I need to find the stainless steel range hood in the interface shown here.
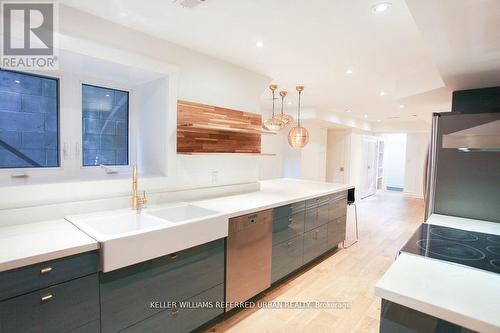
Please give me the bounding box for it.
[442,119,500,152]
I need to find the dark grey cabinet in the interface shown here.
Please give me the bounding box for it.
[272,211,305,245]
[303,224,328,263]
[271,191,348,283]
[122,284,224,333]
[327,216,347,249]
[271,235,303,283]
[100,238,224,333]
[0,274,100,333]
[380,299,476,333]
[305,196,330,232]
[0,251,100,333]
[0,251,98,301]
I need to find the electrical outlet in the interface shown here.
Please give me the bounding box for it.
[211,170,218,184]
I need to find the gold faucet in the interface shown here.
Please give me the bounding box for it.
[132,164,147,212]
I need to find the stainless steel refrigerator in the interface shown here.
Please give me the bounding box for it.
[424,112,500,222]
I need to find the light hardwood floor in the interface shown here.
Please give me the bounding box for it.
[204,192,424,333]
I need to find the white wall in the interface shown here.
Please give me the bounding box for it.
[382,133,407,189]
[0,6,285,209]
[280,122,327,181]
[403,132,429,198]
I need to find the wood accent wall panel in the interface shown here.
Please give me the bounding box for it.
[177,100,262,154]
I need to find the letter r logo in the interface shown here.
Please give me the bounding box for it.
[2,3,54,55]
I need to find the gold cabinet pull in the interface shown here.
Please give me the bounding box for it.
[171,308,179,317]
[40,267,52,274]
[170,254,177,260]
[287,241,293,247]
[41,293,53,303]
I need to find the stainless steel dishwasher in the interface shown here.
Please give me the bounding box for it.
[226,209,272,310]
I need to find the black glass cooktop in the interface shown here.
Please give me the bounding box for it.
[400,224,500,274]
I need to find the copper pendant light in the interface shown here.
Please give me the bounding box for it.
[288,85,309,148]
[263,84,285,131]
[275,90,294,126]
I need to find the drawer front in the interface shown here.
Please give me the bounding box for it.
[0,251,98,301]
[273,201,305,220]
[317,203,330,225]
[305,195,330,208]
[327,216,346,249]
[272,211,305,245]
[271,236,303,283]
[303,225,328,263]
[0,274,99,333]
[100,239,224,333]
[122,284,224,333]
[329,195,347,221]
[330,191,347,202]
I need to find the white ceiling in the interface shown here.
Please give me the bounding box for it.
[60,0,500,127]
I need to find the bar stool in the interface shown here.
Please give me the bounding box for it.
[343,187,359,249]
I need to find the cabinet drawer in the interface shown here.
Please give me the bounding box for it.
[100,238,224,333]
[0,251,98,301]
[329,195,347,221]
[327,216,346,249]
[305,195,330,208]
[303,225,328,263]
[272,211,305,245]
[273,201,305,220]
[0,274,100,333]
[122,284,224,333]
[271,236,303,283]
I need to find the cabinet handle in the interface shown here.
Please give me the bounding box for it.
[40,267,52,275]
[287,241,293,246]
[41,293,53,303]
[170,254,177,260]
[171,308,179,317]
[288,218,293,224]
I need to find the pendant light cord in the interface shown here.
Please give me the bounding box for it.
[272,90,275,117]
[281,94,284,116]
[298,90,302,127]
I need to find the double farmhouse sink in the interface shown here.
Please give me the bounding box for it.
[66,204,228,272]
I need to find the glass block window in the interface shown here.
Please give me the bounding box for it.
[82,84,129,166]
[0,69,59,168]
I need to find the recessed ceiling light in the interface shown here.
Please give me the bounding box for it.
[364,114,368,118]
[377,119,381,122]
[256,41,264,48]
[372,2,392,13]
[346,69,353,75]
[399,104,405,108]
[14,80,20,84]
[380,91,386,96]
[105,94,110,97]
[287,101,292,105]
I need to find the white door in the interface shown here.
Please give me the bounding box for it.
[361,137,378,198]
[327,131,346,183]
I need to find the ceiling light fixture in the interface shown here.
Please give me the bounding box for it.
[364,114,368,118]
[377,119,381,122]
[275,90,294,126]
[380,91,386,96]
[14,80,20,84]
[287,101,292,105]
[346,69,353,75]
[105,94,110,97]
[263,85,284,131]
[256,41,264,48]
[399,104,405,108]
[288,86,309,148]
[372,2,392,13]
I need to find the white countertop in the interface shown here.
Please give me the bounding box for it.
[0,179,351,273]
[0,219,99,273]
[375,214,500,333]
[193,178,351,218]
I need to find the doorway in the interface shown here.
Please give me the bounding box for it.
[382,133,407,192]
[360,136,379,198]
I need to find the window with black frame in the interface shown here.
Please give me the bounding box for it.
[82,84,129,166]
[0,69,59,169]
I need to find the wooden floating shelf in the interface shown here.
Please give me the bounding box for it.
[178,123,277,135]
[178,152,276,156]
